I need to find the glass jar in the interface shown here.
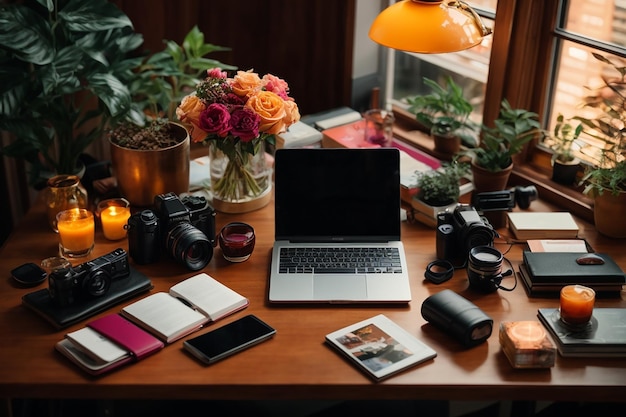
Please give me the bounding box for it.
[44,174,88,232]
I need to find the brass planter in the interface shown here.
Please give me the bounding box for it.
[110,123,190,207]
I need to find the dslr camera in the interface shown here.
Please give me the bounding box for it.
[436,204,496,267]
[48,248,130,307]
[127,192,216,271]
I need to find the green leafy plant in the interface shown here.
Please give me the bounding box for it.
[547,114,583,163]
[467,99,541,172]
[406,76,476,145]
[0,0,143,185]
[575,53,626,197]
[415,160,470,206]
[109,26,235,149]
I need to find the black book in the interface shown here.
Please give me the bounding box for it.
[518,264,624,297]
[523,251,626,284]
[538,308,626,357]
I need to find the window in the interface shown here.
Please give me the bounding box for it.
[388,0,626,221]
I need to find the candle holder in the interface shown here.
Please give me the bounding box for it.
[559,284,595,328]
[218,222,255,262]
[56,208,95,258]
[96,198,131,241]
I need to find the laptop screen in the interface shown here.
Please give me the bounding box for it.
[274,148,401,242]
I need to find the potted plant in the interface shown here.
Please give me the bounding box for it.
[466,99,541,193]
[410,160,470,227]
[0,0,142,188]
[108,26,235,206]
[575,53,626,238]
[545,114,582,185]
[407,76,476,155]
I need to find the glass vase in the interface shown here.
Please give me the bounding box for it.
[209,141,272,213]
[44,174,88,232]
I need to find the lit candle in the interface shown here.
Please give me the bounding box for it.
[56,208,95,258]
[560,284,595,326]
[101,206,131,240]
[510,321,546,347]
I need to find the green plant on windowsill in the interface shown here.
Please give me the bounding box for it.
[547,114,583,164]
[415,159,470,206]
[467,99,542,172]
[406,76,477,149]
[0,0,142,187]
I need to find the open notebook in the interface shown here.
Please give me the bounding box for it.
[268,148,411,303]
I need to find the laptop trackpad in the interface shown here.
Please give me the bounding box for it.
[313,274,367,301]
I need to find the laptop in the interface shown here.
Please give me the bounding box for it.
[268,148,411,304]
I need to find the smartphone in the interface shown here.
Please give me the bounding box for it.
[183,314,276,364]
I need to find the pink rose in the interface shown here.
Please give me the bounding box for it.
[230,107,260,142]
[207,68,227,79]
[199,103,231,137]
[262,74,290,100]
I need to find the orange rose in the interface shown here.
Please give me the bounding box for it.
[246,91,287,134]
[231,70,262,98]
[176,95,207,142]
[282,99,301,127]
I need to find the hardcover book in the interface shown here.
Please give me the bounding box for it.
[55,314,164,375]
[325,314,436,381]
[120,273,249,343]
[523,251,626,284]
[537,308,626,357]
[518,263,624,297]
[507,212,579,240]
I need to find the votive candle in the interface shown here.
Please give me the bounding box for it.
[560,284,595,326]
[101,206,131,240]
[57,208,95,257]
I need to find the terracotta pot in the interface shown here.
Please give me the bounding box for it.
[110,122,190,207]
[593,190,626,238]
[433,133,461,155]
[471,161,513,194]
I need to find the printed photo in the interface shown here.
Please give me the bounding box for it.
[335,322,414,372]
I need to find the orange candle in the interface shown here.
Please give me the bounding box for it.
[101,206,131,240]
[57,208,94,258]
[560,284,595,326]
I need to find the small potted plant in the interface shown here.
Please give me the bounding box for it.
[575,53,626,238]
[465,99,541,193]
[407,76,476,155]
[411,160,470,227]
[543,114,583,185]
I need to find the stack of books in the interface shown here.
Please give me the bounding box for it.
[518,251,626,297]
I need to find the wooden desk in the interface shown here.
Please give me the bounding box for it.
[0,194,625,404]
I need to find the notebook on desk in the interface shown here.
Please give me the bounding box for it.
[268,148,411,304]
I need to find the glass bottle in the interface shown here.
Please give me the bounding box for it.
[44,174,88,232]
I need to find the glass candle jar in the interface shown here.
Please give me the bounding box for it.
[97,198,131,240]
[44,175,88,232]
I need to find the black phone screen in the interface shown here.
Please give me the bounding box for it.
[183,315,276,364]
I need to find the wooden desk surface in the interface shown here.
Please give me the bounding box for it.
[1,193,625,402]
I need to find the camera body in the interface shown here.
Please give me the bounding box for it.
[48,248,130,307]
[127,193,216,271]
[436,204,496,267]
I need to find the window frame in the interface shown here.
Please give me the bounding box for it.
[391,0,626,223]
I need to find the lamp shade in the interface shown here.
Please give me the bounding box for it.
[369,0,492,53]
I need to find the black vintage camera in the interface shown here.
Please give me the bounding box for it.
[48,248,130,307]
[436,204,496,267]
[472,185,538,212]
[127,193,216,271]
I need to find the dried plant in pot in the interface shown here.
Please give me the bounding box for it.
[108,26,234,206]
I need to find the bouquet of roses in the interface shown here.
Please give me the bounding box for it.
[177,68,300,200]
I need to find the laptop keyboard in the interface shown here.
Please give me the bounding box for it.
[279,247,403,274]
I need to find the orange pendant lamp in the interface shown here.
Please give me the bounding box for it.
[369,0,493,53]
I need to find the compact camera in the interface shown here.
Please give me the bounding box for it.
[436,204,496,267]
[48,248,130,307]
[472,185,538,212]
[126,193,216,271]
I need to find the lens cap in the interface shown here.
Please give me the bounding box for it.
[11,263,47,287]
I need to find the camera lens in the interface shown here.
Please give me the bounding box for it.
[83,269,111,297]
[165,223,213,271]
[467,246,503,293]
